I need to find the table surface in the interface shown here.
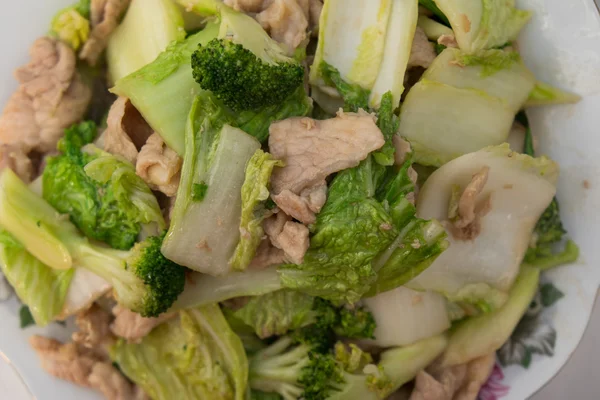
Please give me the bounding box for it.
[532,294,600,399]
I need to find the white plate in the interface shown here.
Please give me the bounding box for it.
[0,0,599,399]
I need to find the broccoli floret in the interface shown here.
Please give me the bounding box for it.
[43,122,166,250]
[0,169,185,317]
[191,6,304,111]
[249,334,446,400]
[247,297,379,399]
[122,235,187,316]
[334,306,376,339]
[249,335,345,400]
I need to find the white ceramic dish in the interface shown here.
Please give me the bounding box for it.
[0,0,599,399]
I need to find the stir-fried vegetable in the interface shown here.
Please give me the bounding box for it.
[1,0,585,398]
[0,169,185,317]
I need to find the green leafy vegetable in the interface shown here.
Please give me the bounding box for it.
[112,305,248,400]
[250,332,447,400]
[74,0,91,17]
[107,0,186,82]
[174,267,283,310]
[174,0,220,17]
[278,161,398,303]
[50,3,90,51]
[526,81,581,107]
[334,342,373,373]
[310,0,419,112]
[234,87,313,143]
[433,0,531,52]
[435,43,447,54]
[114,15,311,154]
[454,50,521,77]
[43,122,165,250]
[518,112,579,270]
[192,13,304,111]
[319,64,398,166]
[251,391,283,400]
[412,144,558,301]
[0,169,185,317]
[230,150,283,271]
[400,48,535,166]
[439,265,540,367]
[418,0,450,26]
[319,62,370,112]
[19,305,35,329]
[540,283,564,307]
[280,155,447,303]
[232,291,376,340]
[191,182,208,201]
[233,290,316,339]
[161,96,261,274]
[0,230,74,327]
[371,92,399,166]
[112,22,221,154]
[418,16,453,43]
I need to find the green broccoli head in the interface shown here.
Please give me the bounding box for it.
[530,199,566,245]
[191,6,304,112]
[192,39,304,112]
[122,235,187,317]
[0,168,185,318]
[335,306,376,339]
[247,296,378,399]
[248,335,346,400]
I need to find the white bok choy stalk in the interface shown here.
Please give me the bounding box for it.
[433,0,531,53]
[107,0,186,83]
[364,286,450,347]
[407,145,557,311]
[399,48,536,166]
[161,96,261,275]
[310,0,419,112]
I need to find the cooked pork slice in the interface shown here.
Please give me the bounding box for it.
[80,0,131,65]
[0,37,91,154]
[111,304,176,343]
[410,354,496,400]
[0,144,33,182]
[89,362,150,400]
[225,0,323,48]
[256,0,309,50]
[249,238,287,270]
[263,212,310,264]
[136,133,182,197]
[271,180,327,224]
[72,304,113,349]
[102,97,153,164]
[269,111,384,194]
[408,27,437,69]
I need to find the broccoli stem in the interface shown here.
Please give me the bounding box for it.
[526,240,579,271]
[0,169,184,317]
[249,337,309,400]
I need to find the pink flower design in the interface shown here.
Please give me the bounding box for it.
[479,363,510,400]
